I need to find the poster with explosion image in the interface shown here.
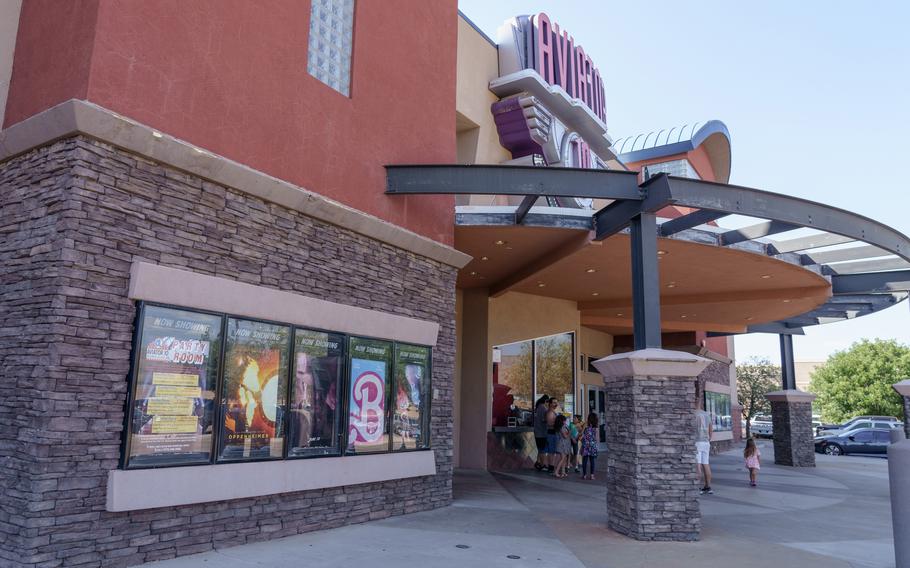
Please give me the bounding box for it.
[127,305,222,468]
[392,344,431,451]
[218,318,290,461]
[347,338,391,454]
[288,329,345,457]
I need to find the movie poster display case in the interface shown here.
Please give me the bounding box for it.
[122,303,433,469]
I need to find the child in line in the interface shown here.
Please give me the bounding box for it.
[580,412,599,480]
[553,415,572,478]
[744,437,761,486]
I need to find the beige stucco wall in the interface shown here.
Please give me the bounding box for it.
[457,287,492,469]
[0,0,22,128]
[455,16,512,205]
[796,361,824,392]
[579,326,613,389]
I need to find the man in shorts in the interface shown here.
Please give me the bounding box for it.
[533,395,550,471]
[695,384,714,495]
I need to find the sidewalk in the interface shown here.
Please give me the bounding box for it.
[142,441,895,568]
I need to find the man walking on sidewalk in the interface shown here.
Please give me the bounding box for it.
[695,385,714,495]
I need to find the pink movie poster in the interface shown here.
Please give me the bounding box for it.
[347,345,389,453]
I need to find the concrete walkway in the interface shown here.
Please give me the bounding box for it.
[143,441,895,568]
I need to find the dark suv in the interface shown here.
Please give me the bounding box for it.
[814,428,892,456]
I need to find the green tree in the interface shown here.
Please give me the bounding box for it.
[809,339,910,423]
[736,357,780,438]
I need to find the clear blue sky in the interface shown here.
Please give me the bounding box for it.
[458,0,910,364]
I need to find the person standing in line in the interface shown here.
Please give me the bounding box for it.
[744,438,761,487]
[569,415,582,473]
[533,395,550,472]
[553,414,571,478]
[580,412,599,480]
[545,398,559,473]
[695,385,714,495]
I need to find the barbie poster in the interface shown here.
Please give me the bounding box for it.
[347,339,391,453]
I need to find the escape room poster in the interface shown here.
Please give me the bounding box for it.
[127,305,221,468]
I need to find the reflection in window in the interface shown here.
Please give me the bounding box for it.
[307,0,355,96]
[218,319,290,461]
[393,344,431,450]
[492,340,533,428]
[127,305,222,468]
[705,391,732,432]
[492,332,576,428]
[288,329,344,457]
[535,333,575,415]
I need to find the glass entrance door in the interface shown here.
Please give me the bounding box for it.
[586,386,607,450]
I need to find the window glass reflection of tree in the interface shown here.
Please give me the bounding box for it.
[496,341,533,427]
[535,333,574,413]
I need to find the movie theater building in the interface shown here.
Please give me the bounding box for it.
[2,2,910,564]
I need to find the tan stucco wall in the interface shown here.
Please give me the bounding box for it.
[455,14,511,201]
[578,326,613,389]
[489,292,581,348]
[0,0,22,128]
[796,361,824,392]
[458,287,492,469]
[453,288,463,467]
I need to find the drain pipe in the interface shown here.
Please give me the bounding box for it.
[890,380,910,568]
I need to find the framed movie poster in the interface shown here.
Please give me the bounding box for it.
[288,328,345,457]
[346,337,392,454]
[392,344,431,451]
[218,318,290,461]
[126,304,222,468]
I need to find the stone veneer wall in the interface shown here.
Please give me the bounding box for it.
[0,137,457,567]
[604,375,700,541]
[904,397,910,440]
[769,400,816,467]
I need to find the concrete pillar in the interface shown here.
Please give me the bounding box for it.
[457,288,491,469]
[594,348,711,541]
[894,379,910,440]
[765,390,817,467]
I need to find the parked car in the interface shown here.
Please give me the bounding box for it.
[814,428,892,456]
[750,416,773,438]
[816,417,901,437]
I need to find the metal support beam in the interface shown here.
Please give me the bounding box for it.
[770,233,855,254]
[832,270,910,294]
[828,257,910,275]
[386,164,642,200]
[592,173,672,241]
[719,220,801,246]
[514,195,538,224]
[658,209,726,236]
[780,334,796,390]
[630,212,662,349]
[802,244,887,264]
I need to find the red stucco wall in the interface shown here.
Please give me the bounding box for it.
[5,0,457,245]
[4,0,99,125]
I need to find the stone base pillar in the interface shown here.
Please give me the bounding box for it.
[593,349,711,541]
[766,390,817,467]
[894,380,910,440]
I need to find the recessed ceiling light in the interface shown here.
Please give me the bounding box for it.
[657,250,668,255]
[591,292,599,296]
[494,240,506,246]
[761,274,772,279]
[746,317,754,321]
[469,271,477,276]
[538,283,546,288]
[586,268,597,273]
[666,283,676,288]
[616,313,623,317]
[681,315,688,319]
[481,256,489,261]
[783,299,791,303]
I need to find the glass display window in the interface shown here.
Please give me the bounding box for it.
[218,318,290,461]
[288,329,345,457]
[392,344,431,450]
[346,337,392,454]
[125,305,223,468]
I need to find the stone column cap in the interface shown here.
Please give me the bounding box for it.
[593,348,712,379]
[893,379,910,397]
[765,389,817,403]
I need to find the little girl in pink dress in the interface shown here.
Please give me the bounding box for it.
[744,438,761,486]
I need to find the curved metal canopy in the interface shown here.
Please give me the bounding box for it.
[386,165,910,334]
